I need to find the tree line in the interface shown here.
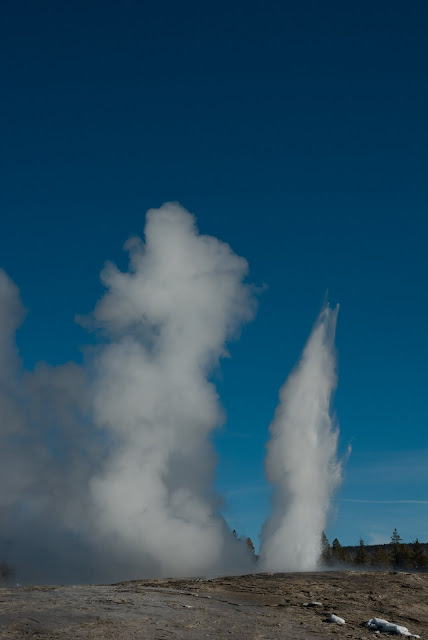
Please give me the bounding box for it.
[2,527,427,584]
[321,528,428,570]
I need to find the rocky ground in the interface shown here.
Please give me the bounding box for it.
[0,570,426,639]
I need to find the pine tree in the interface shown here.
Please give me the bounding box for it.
[331,538,349,564]
[391,528,401,566]
[390,529,411,568]
[355,538,368,566]
[331,538,341,554]
[320,532,332,565]
[412,539,428,570]
[371,546,392,568]
[397,543,413,569]
[391,528,402,545]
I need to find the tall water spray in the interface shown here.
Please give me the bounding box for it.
[0,205,343,583]
[259,305,342,572]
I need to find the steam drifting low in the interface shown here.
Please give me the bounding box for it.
[0,203,343,583]
[259,305,342,572]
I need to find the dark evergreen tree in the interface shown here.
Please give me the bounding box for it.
[331,538,350,564]
[320,531,332,565]
[390,528,411,568]
[355,538,368,566]
[391,528,402,545]
[371,546,392,568]
[412,539,428,570]
[397,543,413,569]
[391,528,401,566]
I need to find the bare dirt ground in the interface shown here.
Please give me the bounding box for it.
[0,570,426,639]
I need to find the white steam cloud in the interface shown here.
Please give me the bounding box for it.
[259,305,342,572]
[84,204,257,577]
[0,204,257,583]
[0,204,343,584]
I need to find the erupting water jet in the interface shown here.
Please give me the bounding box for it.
[259,304,342,572]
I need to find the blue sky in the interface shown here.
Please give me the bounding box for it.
[1,1,427,549]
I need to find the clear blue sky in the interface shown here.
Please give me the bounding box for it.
[1,0,427,549]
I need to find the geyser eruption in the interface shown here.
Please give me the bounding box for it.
[0,203,257,583]
[259,305,342,572]
[0,204,345,583]
[85,203,258,577]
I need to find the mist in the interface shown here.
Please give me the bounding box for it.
[259,305,342,572]
[0,203,257,584]
[0,206,345,584]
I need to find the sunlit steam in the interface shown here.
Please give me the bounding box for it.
[85,203,257,578]
[0,206,344,584]
[0,204,257,583]
[259,305,342,572]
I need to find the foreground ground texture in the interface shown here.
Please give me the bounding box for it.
[0,571,426,639]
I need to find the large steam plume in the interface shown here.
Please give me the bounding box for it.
[84,204,257,578]
[0,203,257,583]
[0,205,345,584]
[259,305,342,572]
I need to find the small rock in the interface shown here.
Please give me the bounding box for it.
[367,617,420,637]
[303,601,323,607]
[329,614,345,625]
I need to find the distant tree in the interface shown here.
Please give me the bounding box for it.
[390,528,401,566]
[355,538,368,566]
[371,546,392,568]
[397,544,413,569]
[232,529,238,539]
[412,539,428,570]
[246,537,255,555]
[391,528,402,545]
[331,537,342,554]
[320,532,332,565]
[390,528,412,568]
[331,538,350,564]
[0,562,14,584]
